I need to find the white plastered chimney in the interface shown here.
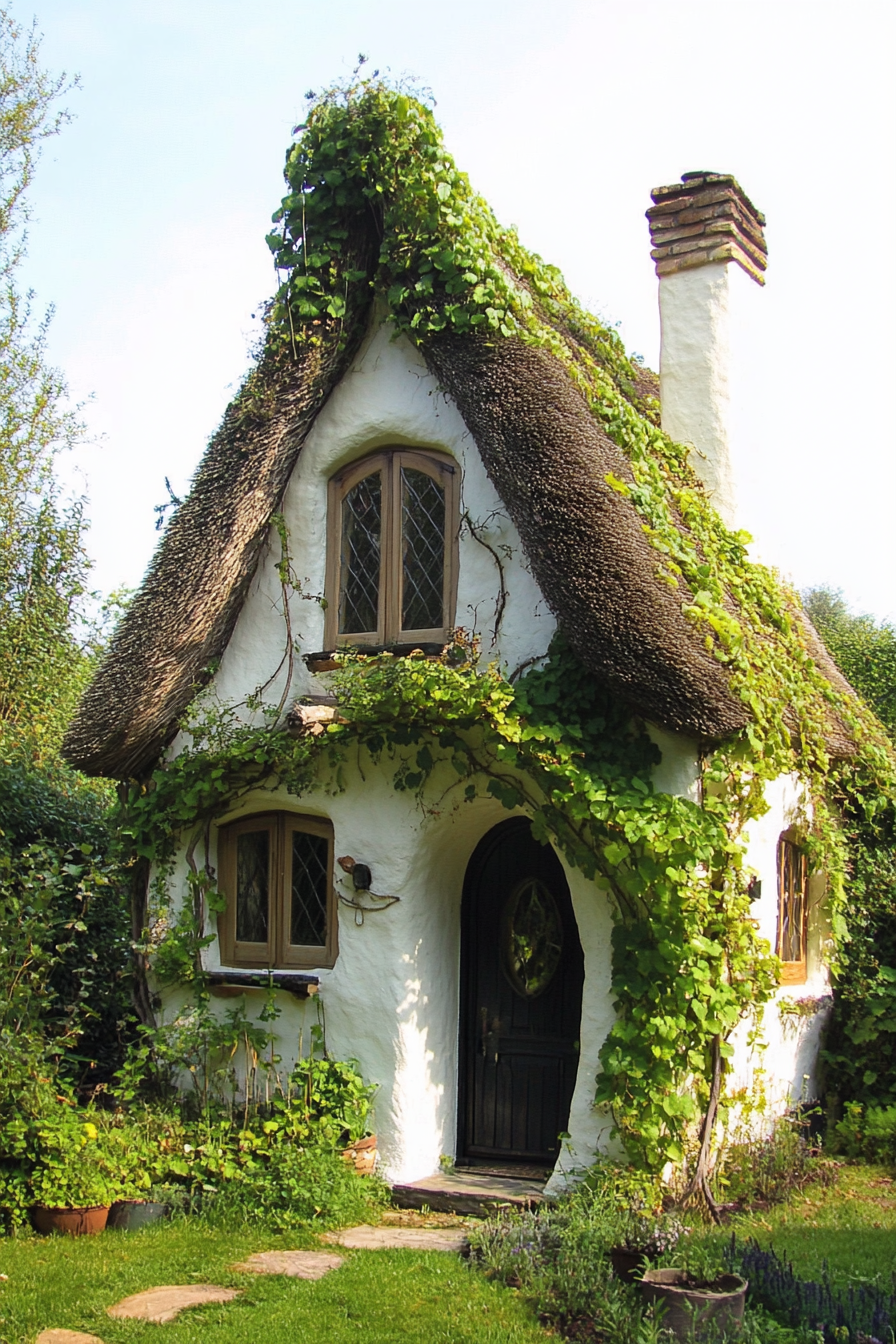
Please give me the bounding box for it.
[647,172,767,528]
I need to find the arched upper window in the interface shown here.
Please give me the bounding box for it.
[776,834,808,984]
[324,449,459,649]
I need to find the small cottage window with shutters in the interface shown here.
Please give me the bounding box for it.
[217,813,336,969]
[776,834,808,984]
[324,448,459,649]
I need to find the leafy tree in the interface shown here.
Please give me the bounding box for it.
[0,14,131,1090]
[0,10,90,767]
[803,587,896,740]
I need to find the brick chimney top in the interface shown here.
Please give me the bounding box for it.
[647,171,768,285]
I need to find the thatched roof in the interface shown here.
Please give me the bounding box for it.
[63,97,854,780]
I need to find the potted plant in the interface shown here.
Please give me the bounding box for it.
[639,1244,748,1341]
[608,1205,687,1282]
[103,1115,169,1231]
[29,1115,117,1236]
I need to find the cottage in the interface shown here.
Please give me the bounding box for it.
[64,86,861,1193]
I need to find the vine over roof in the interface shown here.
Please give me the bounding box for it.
[63,79,856,779]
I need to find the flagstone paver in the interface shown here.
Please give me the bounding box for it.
[232,1249,344,1279]
[107,1285,240,1324]
[326,1224,468,1252]
[36,1332,105,1344]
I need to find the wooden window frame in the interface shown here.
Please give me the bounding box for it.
[776,834,808,985]
[217,813,337,970]
[324,448,459,650]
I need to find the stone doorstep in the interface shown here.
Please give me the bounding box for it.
[325,1224,469,1252]
[391,1169,546,1217]
[232,1249,344,1279]
[107,1285,241,1324]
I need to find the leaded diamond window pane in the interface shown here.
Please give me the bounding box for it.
[236,830,269,943]
[401,467,445,631]
[290,830,329,947]
[778,841,806,963]
[340,472,381,634]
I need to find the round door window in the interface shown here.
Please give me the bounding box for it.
[502,877,564,998]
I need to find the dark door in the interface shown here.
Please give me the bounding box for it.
[459,818,584,1167]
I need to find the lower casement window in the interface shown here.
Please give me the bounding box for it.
[216,812,336,969]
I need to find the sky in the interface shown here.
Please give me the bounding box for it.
[18,0,896,622]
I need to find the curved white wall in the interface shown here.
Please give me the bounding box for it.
[157,312,832,1188]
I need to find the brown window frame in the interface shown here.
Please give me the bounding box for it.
[776,834,808,985]
[324,448,459,650]
[217,813,337,970]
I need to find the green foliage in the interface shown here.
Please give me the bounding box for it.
[823,770,896,1109]
[115,75,896,1178]
[711,1110,834,1209]
[831,1103,896,1165]
[0,820,129,1091]
[469,1175,809,1342]
[803,588,896,740]
[0,13,90,766]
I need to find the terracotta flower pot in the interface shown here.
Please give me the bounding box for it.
[107,1199,168,1230]
[639,1267,748,1341]
[30,1204,110,1237]
[341,1134,377,1175]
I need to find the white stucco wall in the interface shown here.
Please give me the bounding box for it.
[208,316,554,721]
[659,262,739,528]
[727,774,832,1122]
[156,310,832,1188]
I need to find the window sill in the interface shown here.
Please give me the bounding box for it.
[207,971,320,999]
[305,643,457,673]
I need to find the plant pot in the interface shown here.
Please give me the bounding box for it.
[107,1199,168,1231]
[341,1134,377,1175]
[609,1246,647,1283]
[30,1204,110,1237]
[639,1268,748,1341]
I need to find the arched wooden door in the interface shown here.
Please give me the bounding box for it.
[458,818,584,1168]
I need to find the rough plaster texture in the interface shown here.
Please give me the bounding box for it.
[208,318,554,722]
[157,315,830,1189]
[730,774,832,1118]
[659,262,738,527]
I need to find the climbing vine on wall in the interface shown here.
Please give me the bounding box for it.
[119,71,896,1184]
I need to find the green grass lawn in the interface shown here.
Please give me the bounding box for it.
[715,1162,896,1288]
[0,1220,550,1344]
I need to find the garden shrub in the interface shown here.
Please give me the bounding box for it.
[0,1047,382,1233]
[711,1109,834,1209]
[831,1103,896,1166]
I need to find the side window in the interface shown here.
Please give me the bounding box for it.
[325,448,458,649]
[217,813,336,970]
[776,835,808,984]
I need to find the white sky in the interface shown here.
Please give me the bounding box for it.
[19,0,896,622]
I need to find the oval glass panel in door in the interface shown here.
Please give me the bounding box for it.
[502,877,564,998]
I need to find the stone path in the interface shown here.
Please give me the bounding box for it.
[232,1249,344,1279]
[36,1333,105,1344]
[107,1285,241,1324]
[45,1220,467,1337]
[326,1224,468,1252]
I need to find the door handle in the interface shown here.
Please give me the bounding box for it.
[480,1007,501,1064]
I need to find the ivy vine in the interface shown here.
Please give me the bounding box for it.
[118,71,896,1195]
